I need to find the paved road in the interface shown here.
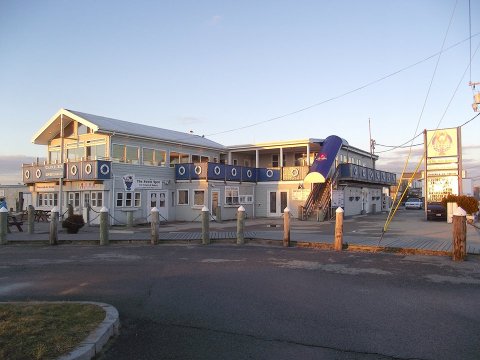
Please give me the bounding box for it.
[1,244,479,359]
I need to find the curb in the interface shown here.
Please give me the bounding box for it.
[58,301,119,360]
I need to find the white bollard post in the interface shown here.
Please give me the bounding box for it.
[49,206,59,245]
[334,207,344,251]
[100,207,109,245]
[237,206,245,244]
[151,207,159,245]
[0,207,8,245]
[283,207,290,247]
[202,206,210,245]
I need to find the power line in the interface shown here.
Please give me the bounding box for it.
[202,32,480,139]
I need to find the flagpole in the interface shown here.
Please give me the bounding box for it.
[59,113,64,219]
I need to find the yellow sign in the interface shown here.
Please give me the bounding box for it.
[426,128,458,158]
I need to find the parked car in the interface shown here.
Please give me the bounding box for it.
[405,197,423,209]
[427,202,447,221]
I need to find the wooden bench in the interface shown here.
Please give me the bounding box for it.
[7,214,23,233]
[35,210,51,222]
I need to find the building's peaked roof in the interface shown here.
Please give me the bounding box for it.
[32,108,225,150]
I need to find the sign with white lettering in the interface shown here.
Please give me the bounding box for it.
[44,164,64,178]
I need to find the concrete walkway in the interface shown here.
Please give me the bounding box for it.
[4,210,480,255]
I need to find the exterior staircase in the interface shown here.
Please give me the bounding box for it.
[302,167,340,221]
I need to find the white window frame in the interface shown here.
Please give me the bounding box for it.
[177,189,189,205]
[239,194,253,204]
[193,189,205,207]
[225,186,239,206]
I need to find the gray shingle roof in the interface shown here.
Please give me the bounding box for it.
[67,109,225,150]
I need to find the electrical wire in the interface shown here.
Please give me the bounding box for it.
[163,32,480,144]
[382,0,458,237]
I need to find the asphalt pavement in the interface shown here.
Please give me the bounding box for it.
[1,242,480,359]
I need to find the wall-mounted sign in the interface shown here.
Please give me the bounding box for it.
[44,164,64,178]
[292,189,310,201]
[122,174,163,191]
[331,190,345,208]
[35,183,56,192]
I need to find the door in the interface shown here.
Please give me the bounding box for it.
[149,191,168,221]
[211,190,220,220]
[268,191,288,217]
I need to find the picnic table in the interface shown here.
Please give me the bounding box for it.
[35,210,51,222]
[7,213,23,233]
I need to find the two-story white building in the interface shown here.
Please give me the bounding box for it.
[23,108,396,224]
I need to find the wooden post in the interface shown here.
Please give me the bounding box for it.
[67,203,74,218]
[49,207,59,246]
[86,203,91,226]
[201,206,210,245]
[334,207,344,251]
[283,207,290,247]
[126,211,134,227]
[452,207,467,261]
[0,207,7,245]
[27,205,35,234]
[99,207,109,246]
[151,207,159,245]
[237,206,245,245]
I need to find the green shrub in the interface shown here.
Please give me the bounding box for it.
[441,194,479,215]
[62,214,85,234]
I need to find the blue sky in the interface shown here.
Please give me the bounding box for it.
[1,0,479,184]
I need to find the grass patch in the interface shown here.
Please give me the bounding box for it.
[0,302,105,360]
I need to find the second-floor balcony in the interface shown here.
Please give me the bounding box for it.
[22,159,112,184]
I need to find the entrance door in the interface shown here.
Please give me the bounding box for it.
[211,190,220,220]
[268,191,288,217]
[149,191,168,221]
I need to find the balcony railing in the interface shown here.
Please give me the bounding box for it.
[22,160,112,183]
[175,163,309,182]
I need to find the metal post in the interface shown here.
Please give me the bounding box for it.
[49,207,59,245]
[334,207,344,251]
[452,207,467,261]
[27,205,35,234]
[151,207,159,245]
[100,207,109,245]
[237,206,245,245]
[0,208,7,245]
[283,207,290,247]
[201,206,210,245]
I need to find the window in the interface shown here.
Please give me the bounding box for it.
[125,146,139,164]
[91,192,103,207]
[225,186,239,205]
[169,152,190,167]
[239,195,253,204]
[193,190,205,207]
[244,159,250,167]
[192,155,209,163]
[116,192,140,207]
[295,153,307,166]
[86,142,106,160]
[68,192,80,207]
[112,144,139,164]
[272,154,285,167]
[38,193,58,207]
[125,192,133,207]
[116,192,124,207]
[143,148,166,166]
[66,146,84,161]
[233,159,238,165]
[49,148,61,163]
[177,190,189,205]
[112,144,125,162]
[77,124,89,135]
[134,192,141,207]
